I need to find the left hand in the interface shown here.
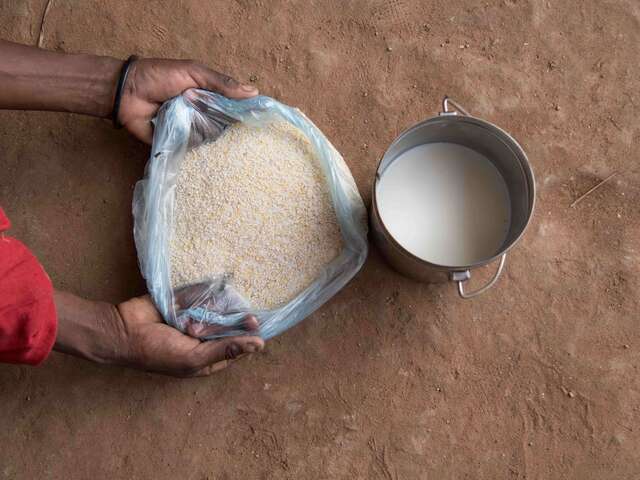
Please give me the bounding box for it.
[117,58,259,144]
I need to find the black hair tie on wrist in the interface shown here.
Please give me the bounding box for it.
[112,55,138,129]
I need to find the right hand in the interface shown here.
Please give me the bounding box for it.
[54,291,264,378]
[115,294,264,377]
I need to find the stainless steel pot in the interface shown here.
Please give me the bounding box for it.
[371,97,536,298]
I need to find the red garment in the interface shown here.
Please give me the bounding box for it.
[0,207,57,365]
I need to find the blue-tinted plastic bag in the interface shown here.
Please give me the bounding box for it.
[133,89,368,340]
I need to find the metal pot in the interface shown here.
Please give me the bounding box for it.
[371,97,535,298]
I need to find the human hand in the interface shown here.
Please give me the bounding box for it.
[117,58,258,144]
[54,291,264,377]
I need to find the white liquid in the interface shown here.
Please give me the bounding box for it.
[376,142,511,266]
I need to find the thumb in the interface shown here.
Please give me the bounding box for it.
[191,335,264,371]
[125,118,154,144]
[190,64,259,99]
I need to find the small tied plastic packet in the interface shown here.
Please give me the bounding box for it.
[132,89,368,340]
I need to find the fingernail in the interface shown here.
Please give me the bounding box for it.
[241,84,258,93]
[226,343,242,360]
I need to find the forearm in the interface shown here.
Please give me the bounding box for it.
[53,291,126,364]
[0,40,122,117]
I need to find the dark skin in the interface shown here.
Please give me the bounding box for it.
[0,40,264,376]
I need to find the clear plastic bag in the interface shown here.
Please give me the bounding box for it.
[133,89,368,340]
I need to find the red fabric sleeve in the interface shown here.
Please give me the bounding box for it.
[0,207,57,365]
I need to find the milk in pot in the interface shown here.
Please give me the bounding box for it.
[375,142,511,267]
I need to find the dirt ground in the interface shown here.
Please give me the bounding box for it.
[1,0,639,478]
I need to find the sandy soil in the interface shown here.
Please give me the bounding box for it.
[1,0,639,478]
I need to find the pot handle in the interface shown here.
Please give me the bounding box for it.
[441,96,471,116]
[450,254,506,299]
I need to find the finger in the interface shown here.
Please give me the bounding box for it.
[185,320,227,338]
[185,315,260,339]
[189,353,253,377]
[243,315,259,332]
[190,64,258,99]
[174,282,214,311]
[189,359,230,377]
[190,335,264,369]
